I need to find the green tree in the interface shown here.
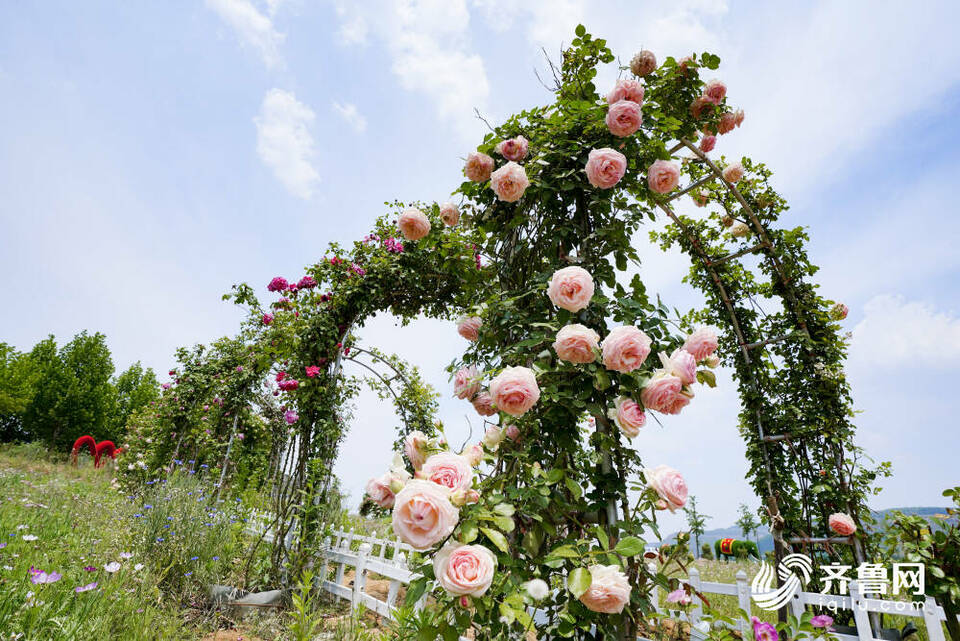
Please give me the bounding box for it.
[736,502,760,543]
[0,343,37,441]
[112,361,159,436]
[684,496,711,558]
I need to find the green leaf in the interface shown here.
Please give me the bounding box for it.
[568,567,592,598]
[696,369,716,388]
[460,519,479,544]
[564,476,583,500]
[481,527,510,553]
[594,526,609,551]
[575,24,586,37]
[523,528,543,556]
[493,503,516,516]
[405,576,428,606]
[545,468,565,484]
[494,515,515,532]
[547,544,580,559]
[498,602,516,625]
[614,536,645,557]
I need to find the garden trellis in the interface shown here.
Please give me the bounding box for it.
[123,26,885,640]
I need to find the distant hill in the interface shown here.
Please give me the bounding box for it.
[658,506,954,556]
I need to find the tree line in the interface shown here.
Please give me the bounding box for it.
[0,331,159,449]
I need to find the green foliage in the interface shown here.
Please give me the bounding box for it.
[684,496,711,557]
[736,502,760,542]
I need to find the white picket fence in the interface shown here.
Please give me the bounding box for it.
[246,516,952,641]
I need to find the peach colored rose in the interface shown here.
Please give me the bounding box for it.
[601,326,652,373]
[717,111,737,134]
[398,208,431,241]
[690,96,713,120]
[585,148,627,189]
[699,134,716,153]
[640,372,691,415]
[630,50,657,77]
[703,79,727,104]
[731,221,750,237]
[420,452,473,492]
[722,162,744,183]
[495,135,529,162]
[578,564,631,614]
[734,109,745,127]
[828,512,857,536]
[607,396,646,438]
[489,366,540,417]
[461,443,483,466]
[457,316,482,341]
[391,479,459,550]
[433,542,497,597]
[606,100,643,137]
[692,189,709,207]
[504,424,520,441]
[682,327,718,362]
[830,302,848,320]
[472,391,497,417]
[553,324,600,363]
[660,349,697,385]
[454,366,481,400]
[482,424,504,450]
[404,430,429,470]
[647,159,681,194]
[645,464,688,512]
[547,266,595,312]
[704,354,721,368]
[365,474,396,508]
[440,202,460,227]
[464,151,495,182]
[678,55,693,71]
[490,161,530,202]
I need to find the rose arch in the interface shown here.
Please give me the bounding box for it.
[211,28,881,640]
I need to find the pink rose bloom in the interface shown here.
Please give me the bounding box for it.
[608,396,646,438]
[547,266,595,312]
[504,424,520,441]
[718,112,738,134]
[457,316,482,341]
[365,474,396,508]
[647,159,681,194]
[404,430,429,470]
[262,313,274,325]
[630,50,657,77]
[828,512,857,536]
[606,78,644,105]
[464,151,494,182]
[601,326,652,373]
[420,452,473,492]
[722,162,745,183]
[640,372,691,415]
[666,588,691,605]
[489,366,540,417]
[645,464,688,512]
[439,202,460,227]
[682,327,719,362]
[553,324,600,363]
[453,366,481,400]
[391,480,459,550]
[482,424,504,450]
[579,565,631,614]
[831,302,849,321]
[734,109,745,127]
[398,208,431,241]
[495,135,529,162]
[490,161,530,202]
[472,391,497,417]
[585,148,627,189]
[461,443,483,467]
[660,349,697,385]
[606,100,643,137]
[692,189,709,207]
[703,79,727,104]
[433,543,497,597]
[699,134,716,153]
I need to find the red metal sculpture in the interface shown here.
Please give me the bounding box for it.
[70,435,97,465]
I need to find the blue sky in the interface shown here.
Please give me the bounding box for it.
[2,1,959,533]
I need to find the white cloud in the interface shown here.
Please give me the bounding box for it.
[254,89,320,199]
[332,101,367,133]
[206,0,285,69]
[850,295,960,369]
[332,0,490,140]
